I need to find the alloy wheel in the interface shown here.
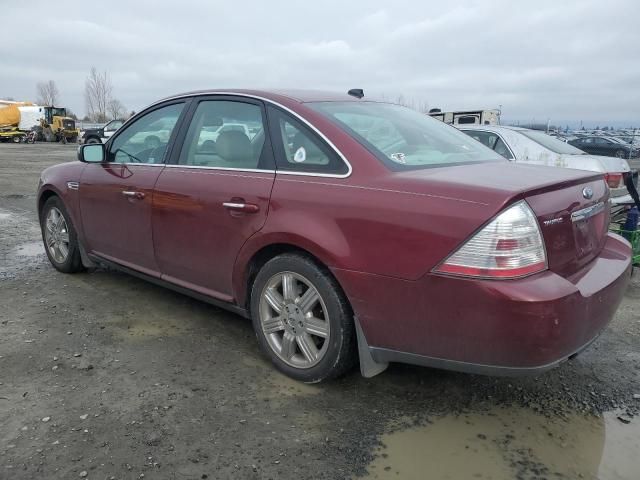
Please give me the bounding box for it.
[44,207,70,264]
[259,271,330,369]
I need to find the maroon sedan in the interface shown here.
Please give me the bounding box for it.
[37,89,632,382]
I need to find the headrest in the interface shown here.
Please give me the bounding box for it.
[216,130,252,163]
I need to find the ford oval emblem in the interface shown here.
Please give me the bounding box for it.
[582,187,594,199]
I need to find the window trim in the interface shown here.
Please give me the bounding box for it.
[104,99,190,166]
[147,92,353,178]
[168,96,276,172]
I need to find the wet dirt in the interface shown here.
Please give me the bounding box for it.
[364,407,640,480]
[1,144,639,479]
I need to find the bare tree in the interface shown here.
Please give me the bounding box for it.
[107,98,126,120]
[36,80,59,106]
[85,67,113,123]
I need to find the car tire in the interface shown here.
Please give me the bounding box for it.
[12,135,21,143]
[85,137,100,144]
[40,196,84,274]
[615,149,627,159]
[250,253,356,383]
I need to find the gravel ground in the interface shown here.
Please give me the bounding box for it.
[1,143,639,480]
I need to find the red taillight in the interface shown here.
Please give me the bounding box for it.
[604,173,623,189]
[434,201,547,279]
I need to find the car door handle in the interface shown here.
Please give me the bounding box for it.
[122,190,146,200]
[222,201,260,213]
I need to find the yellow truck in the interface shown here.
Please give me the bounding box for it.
[0,101,79,143]
[0,102,42,142]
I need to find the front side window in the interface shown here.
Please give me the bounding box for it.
[108,103,184,164]
[308,102,503,170]
[179,100,267,169]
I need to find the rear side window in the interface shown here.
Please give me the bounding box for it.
[462,130,513,160]
[268,107,348,175]
[178,100,269,170]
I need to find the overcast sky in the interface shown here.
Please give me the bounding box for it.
[2,0,639,126]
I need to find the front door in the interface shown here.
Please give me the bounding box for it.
[152,97,275,301]
[79,102,187,276]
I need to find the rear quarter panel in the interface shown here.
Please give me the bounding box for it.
[233,172,499,304]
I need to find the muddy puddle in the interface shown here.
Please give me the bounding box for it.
[364,406,639,480]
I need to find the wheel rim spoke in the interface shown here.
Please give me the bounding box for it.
[297,333,319,362]
[280,332,296,359]
[58,231,69,244]
[281,273,296,300]
[296,287,319,314]
[264,287,284,314]
[263,315,285,334]
[305,316,329,338]
[57,241,69,259]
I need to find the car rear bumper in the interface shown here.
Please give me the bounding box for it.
[335,232,632,375]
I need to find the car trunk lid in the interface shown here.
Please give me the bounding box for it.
[525,178,610,277]
[382,162,610,278]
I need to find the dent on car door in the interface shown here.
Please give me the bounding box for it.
[152,98,276,301]
[78,102,186,275]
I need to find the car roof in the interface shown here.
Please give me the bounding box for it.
[157,89,368,105]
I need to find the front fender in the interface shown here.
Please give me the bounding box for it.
[37,162,86,240]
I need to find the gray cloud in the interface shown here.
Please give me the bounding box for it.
[1,0,638,125]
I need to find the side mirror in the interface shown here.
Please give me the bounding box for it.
[78,144,105,163]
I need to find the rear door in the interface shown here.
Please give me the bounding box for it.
[152,96,275,301]
[79,101,187,276]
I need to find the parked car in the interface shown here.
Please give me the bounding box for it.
[80,119,124,144]
[37,89,632,383]
[569,135,639,159]
[459,125,633,205]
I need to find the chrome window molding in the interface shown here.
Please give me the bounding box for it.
[165,164,275,174]
[101,162,165,167]
[148,91,353,179]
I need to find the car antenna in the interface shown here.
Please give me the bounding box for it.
[348,88,364,99]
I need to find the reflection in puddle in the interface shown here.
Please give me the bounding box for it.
[364,407,639,480]
[14,241,44,257]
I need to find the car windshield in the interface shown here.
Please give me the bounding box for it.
[307,102,504,170]
[519,129,586,154]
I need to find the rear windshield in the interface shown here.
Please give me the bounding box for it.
[519,129,586,154]
[307,102,504,170]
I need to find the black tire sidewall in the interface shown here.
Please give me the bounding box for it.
[250,254,355,383]
[40,196,83,273]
